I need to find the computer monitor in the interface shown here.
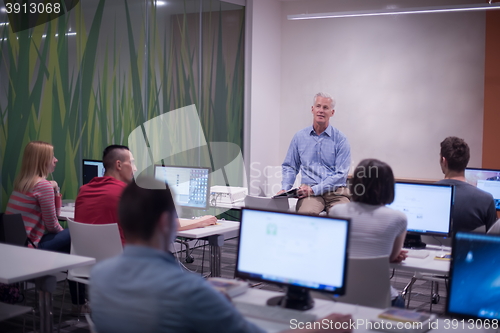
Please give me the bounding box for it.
[235,208,350,310]
[154,165,210,211]
[465,168,500,210]
[447,232,500,320]
[387,182,454,248]
[82,159,105,185]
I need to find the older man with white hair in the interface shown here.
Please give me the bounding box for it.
[278,92,351,214]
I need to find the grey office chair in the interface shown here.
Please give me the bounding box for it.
[336,256,391,309]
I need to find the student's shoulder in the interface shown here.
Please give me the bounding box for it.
[329,202,351,215]
[380,205,407,221]
[33,179,53,192]
[455,180,495,199]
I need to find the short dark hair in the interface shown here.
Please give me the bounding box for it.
[440,137,470,172]
[119,177,177,241]
[102,145,129,171]
[351,159,395,205]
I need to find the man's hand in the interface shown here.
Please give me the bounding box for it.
[390,250,408,263]
[276,190,285,195]
[297,185,314,199]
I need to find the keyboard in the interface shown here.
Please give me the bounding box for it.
[233,301,317,324]
[405,249,430,259]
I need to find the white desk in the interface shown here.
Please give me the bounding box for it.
[59,205,240,277]
[58,205,75,221]
[0,243,95,333]
[233,289,491,333]
[390,247,450,306]
[390,247,450,276]
[177,220,240,277]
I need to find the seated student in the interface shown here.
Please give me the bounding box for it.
[436,137,496,232]
[75,145,216,245]
[6,141,86,313]
[329,159,408,308]
[90,177,353,333]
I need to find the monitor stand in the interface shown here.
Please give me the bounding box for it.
[266,286,314,311]
[404,234,426,249]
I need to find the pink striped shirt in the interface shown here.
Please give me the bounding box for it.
[6,180,63,247]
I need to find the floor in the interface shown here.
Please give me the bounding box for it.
[0,237,448,333]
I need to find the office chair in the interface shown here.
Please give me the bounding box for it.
[336,256,391,309]
[0,213,38,332]
[0,213,35,247]
[61,218,123,322]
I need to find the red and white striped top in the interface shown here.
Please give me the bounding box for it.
[6,179,63,247]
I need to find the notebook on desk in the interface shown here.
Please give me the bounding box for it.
[244,195,289,212]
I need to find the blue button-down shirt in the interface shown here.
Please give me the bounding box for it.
[281,125,351,195]
[90,245,264,333]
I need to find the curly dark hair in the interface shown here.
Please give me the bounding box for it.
[440,137,470,172]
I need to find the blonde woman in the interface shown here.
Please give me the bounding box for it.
[6,141,87,313]
[6,141,66,248]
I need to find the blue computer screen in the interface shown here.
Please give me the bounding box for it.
[447,232,500,319]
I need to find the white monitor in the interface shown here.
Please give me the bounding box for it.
[387,182,454,237]
[82,159,105,185]
[154,165,210,210]
[465,168,500,210]
[235,208,350,310]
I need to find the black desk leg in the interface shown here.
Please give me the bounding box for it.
[208,235,224,277]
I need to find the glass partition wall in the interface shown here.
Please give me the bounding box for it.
[0,0,245,208]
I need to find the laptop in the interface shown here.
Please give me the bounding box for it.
[244,195,290,212]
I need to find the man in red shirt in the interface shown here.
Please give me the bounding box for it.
[75,145,216,245]
[75,145,136,244]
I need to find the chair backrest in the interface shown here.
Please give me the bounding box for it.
[67,218,123,278]
[244,195,290,212]
[336,256,391,309]
[0,213,29,247]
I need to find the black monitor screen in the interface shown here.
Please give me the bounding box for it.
[387,182,454,237]
[447,232,500,320]
[82,159,105,185]
[465,168,500,210]
[235,208,350,310]
[154,165,210,210]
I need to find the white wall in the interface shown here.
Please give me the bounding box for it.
[246,0,283,195]
[279,0,485,180]
[247,0,486,195]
